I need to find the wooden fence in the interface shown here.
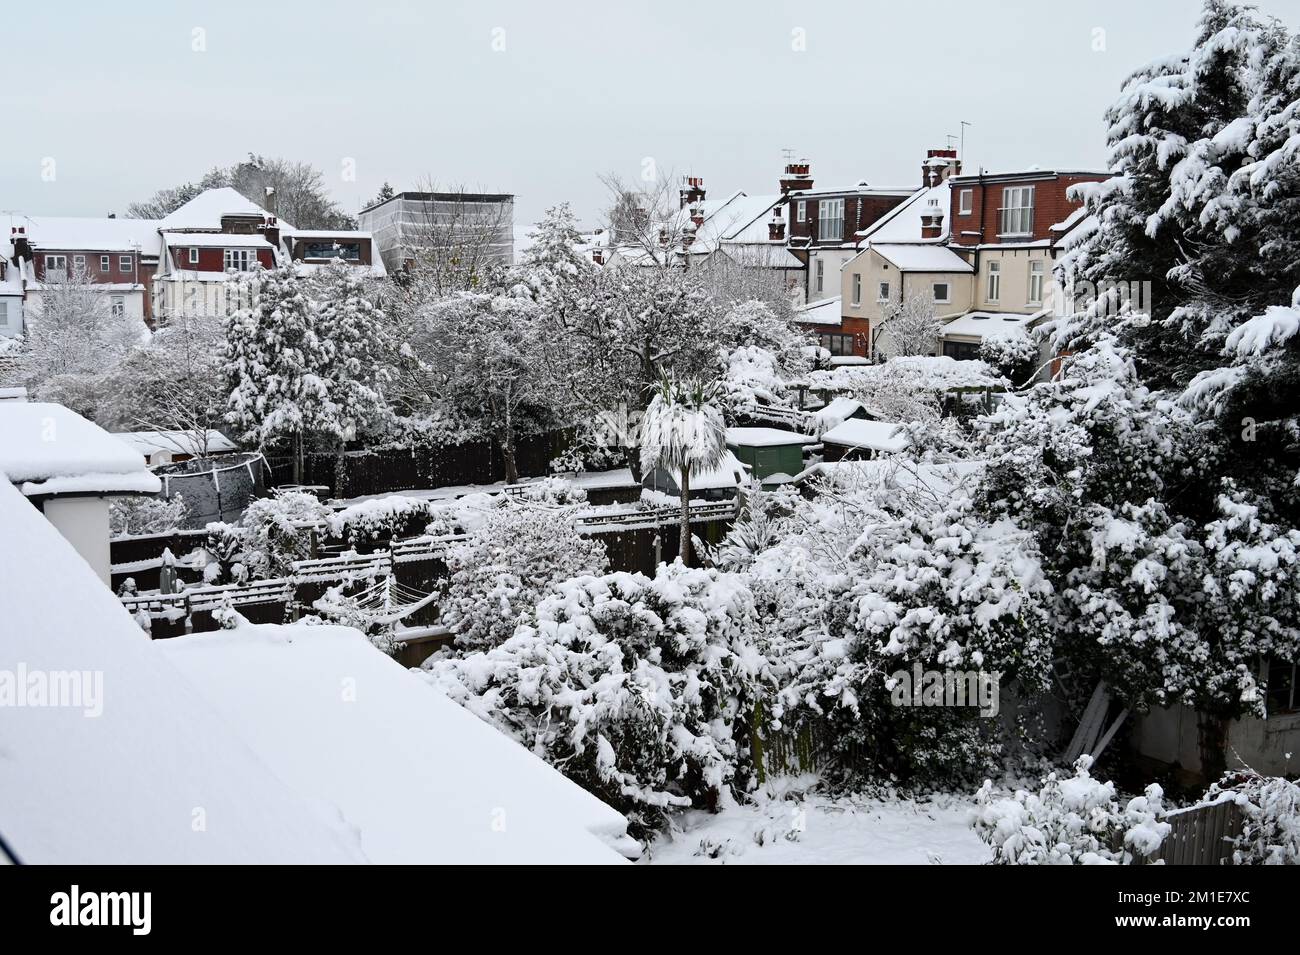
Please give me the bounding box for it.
[263,430,575,498]
[1155,799,1243,865]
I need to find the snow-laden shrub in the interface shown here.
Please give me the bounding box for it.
[776,495,1055,784]
[979,331,1037,385]
[110,494,191,537]
[972,757,1171,864]
[512,477,587,506]
[1203,771,1300,865]
[441,501,607,652]
[205,489,330,583]
[426,562,774,838]
[326,495,435,548]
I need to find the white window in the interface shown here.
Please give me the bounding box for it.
[1000,185,1035,236]
[0,301,9,331]
[188,247,199,265]
[118,255,132,273]
[73,254,86,269]
[110,295,125,319]
[817,198,844,242]
[933,282,951,304]
[986,260,1001,302]
[852,272,862,305]
[796,201,806,223]
[958,189,973,215]
[877,281,890,302]
[100,255,111,272]
[815,257,825,293]
[1028,259,1045,303]
[224,248,255,271]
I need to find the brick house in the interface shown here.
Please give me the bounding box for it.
[939,168,1107,361]
[784,161,913,305]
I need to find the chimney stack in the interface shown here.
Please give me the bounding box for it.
[10,226,32,264]
[779,160,813,196]
[689,203,704,229]
[767,209,786,242]
[679,176,706,209]
[591,248,604,265]
[919,198,946,239]
[260,215,281,250]
[922,148,961,188]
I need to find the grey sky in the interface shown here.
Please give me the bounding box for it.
[4,0,1297,239]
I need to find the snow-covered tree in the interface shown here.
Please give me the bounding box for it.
[978,341,1300,777]
[441,500,608,652]
[17,266,143,418]
[1055,0,1300,503]
[205,489,329,583]
[639,376,728,564]
[875,292,940,358]
[109,494,191,537]
[544,265,725,476]
[398,291,561,485]
[224,265,389,482]
[517,202,591,296]
[426,562,774,838]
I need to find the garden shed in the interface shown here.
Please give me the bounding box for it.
[725,427,813,486]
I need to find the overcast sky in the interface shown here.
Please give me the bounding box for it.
[4,0,1297,240]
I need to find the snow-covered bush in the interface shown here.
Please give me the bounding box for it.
[979,331,1037,385]
[1203,770,1300,865]
[512,477,587,507]
[325,495,434,548]
[441,501,607,652]
[426,562,775,837]
[972,757,1171,864]
[205,489,330,583]
[777,495,1055,784]
[109,494,191,537]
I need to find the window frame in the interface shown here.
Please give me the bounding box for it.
[958,188,973,216]
[45,254,67,276]
[110,294,126,319]
[817,198,844,242]
[118,255,132,274]
[999,185,1035,237]
[932,281,951,304]
[852,272,862,306]
[796,201,807,223]
[73,254,86,270]
[224,248,255,272]
[877,281,890,302]
[814,257,824,293]
[188,247,199,265]
[100,254,111,272]
[1028,259,1045,304]
[986,260,1001,303]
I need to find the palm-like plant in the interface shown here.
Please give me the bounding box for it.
[639,375,727,564]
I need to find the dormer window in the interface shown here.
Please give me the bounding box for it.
[188,247,199,265]
[999,186,1035,236]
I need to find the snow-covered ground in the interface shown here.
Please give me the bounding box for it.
[645,783,991,865]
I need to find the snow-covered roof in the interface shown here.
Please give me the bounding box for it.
[809,396,866,436]
[22,216,162,256]
[112,429,239,458]
[872,243,973,273]
[856,182,951,244]
[0,478,364,864]
[0,402,161,496]
[157,187,291,232]
[941,311,1039,340]
[160,624,632,864]
[289,229,374,240]
[805,355,1004,392]
[820,418,910,453]
[793,295,842,326]
[726,427,814,448]
[162,232,273,249]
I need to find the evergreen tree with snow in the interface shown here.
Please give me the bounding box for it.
[517,202,591,296]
